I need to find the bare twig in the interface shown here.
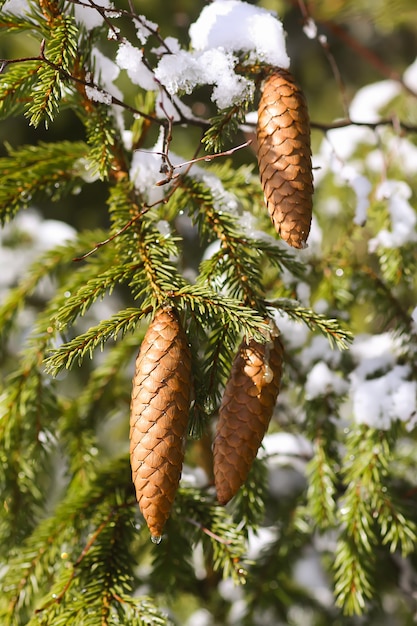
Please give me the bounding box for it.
[155,140,252,186]
[296,0,350,116]
[185,517,233,545]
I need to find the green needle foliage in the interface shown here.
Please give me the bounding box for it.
[1,1,417,625]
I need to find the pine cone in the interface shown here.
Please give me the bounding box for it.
[213,328,284,505]
[130,308,192,539]
[257,69,313,249]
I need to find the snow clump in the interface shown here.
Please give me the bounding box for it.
[154,0,289,110]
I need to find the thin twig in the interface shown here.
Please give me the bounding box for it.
[185,517,233,545]
[155,140,252,186]
[35,510,116,613]
[296,0,350,116]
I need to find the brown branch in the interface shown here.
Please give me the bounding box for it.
[35,510,116,614]
[311,116,417,134]
[155,140,252,186]
[185,517,233,545]
[296,0,350,115]
[288,0,417,100]
[323,20,417,99]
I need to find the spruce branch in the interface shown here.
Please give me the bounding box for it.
[83,104,119,180]
[59,334,139,475]
[169,284,270,341]
[231,457,268,535]
[0,141,89,223]
[202,104,249,153]
[44,306,151,375]
[0,60,40,120]
[306,436,338,529]
[270,298,353,350]
[0,368,58,549]
[334,425,417,614]
[176,488,248,584]
[25,14,78,127]
[48,260,143,330]
[0,456,139,625]
[304,396,342,529]
[0,229,107,345]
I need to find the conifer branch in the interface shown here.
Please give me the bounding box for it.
[44,306,151,375]
[270,298,353,349]
[0,141,88,223]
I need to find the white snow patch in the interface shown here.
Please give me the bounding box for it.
[296,281,311,305]
[155,0,288,110]
[181,465,209,488]
[246,526,277,559]
[199,173,239,213]
[369,180,417,251]
[349,80,400,124]
[0,211,76,291]
[303,17,318,40]
[350,332,400,375]
[85,84,112,104]
[3,0,30,14]
[134,15,158,44]
[351,365,416,429]
[387,135,417,176]
[155,90,196,123]
[91,48,122,100]
[301,335,341,369]
[403,56,417,91]
[116,41,156,91]
[185,609,213,626]
[348,333,415,429]
[189,0,289,68]
[36,220,76,250]
[261,432,313,459]
[305,361,348,399]
[340,167,372,226]
[320,80,399,163]
[323,124,376,162]
[73,0,112,29]
[155,48,253,110]
[273,310,310,350]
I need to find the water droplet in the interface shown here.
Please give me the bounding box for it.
[52,593,57,599]
[151,534,162,545]
[262,363,274,384]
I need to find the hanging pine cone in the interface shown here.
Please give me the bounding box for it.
[257,68,313,249]
[213,326,284,505]
[130,307,192,540]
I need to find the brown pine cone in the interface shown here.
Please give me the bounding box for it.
[257,68,313,249]
[130,307,192,539]
[213,328,284,505]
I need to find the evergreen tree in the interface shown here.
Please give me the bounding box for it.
[1,1,417,624]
